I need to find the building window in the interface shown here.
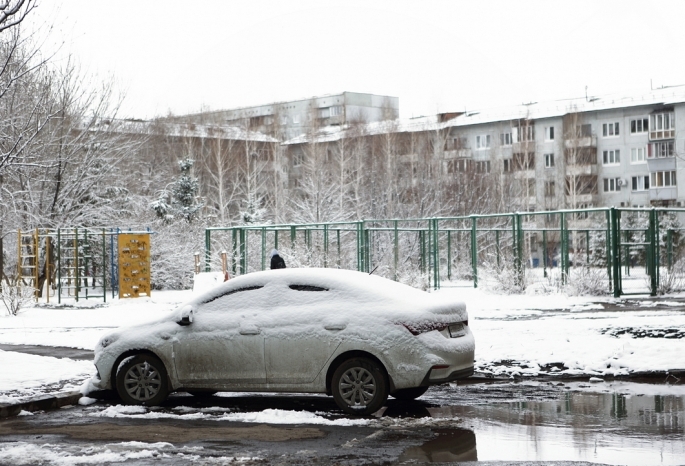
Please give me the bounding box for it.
[476,135,491,149]
[330,105,343,117]
[475,161,491,173]
[602,149,620,165]
[318,107,330,118]
[603,178,622,192]
[503,159,512,172]
[649,112,675,139]
[545,126,555,141]
[565,175,597,195]
[293,152,304,167]
[574,124,592,138]
[602,122,619,137]
[650,170,677,188]
[545,181,555,197]
[630,146,646,163]
[280,114,288,125]
[292,115,300,124]
[631,175,650,191]
[630,118,648,134]
[500,132,512,146]
[513,152,535,170]
[544,153,555,168]
[456,159,471,172]
[513,123,534,142]
[648,141,675,158]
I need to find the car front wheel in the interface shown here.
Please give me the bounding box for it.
[116,354,169,406]
[331,358,388,415]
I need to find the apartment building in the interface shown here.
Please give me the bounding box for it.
[439,87,685,210]
[170,91,399,140]
[283,88,685,211]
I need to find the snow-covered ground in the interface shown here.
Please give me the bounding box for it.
[0,278,684,404]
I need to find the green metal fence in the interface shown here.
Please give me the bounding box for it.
[204,207,685,297]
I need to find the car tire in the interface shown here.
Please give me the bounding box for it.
[115,354,169,406]
[391,386,429,400]
[331,358,388,415]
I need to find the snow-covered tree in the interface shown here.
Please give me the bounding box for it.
[152,158,203,223]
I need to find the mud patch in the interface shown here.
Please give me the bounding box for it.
[601,327,685,339]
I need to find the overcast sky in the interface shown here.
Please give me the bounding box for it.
[28,0,685,120]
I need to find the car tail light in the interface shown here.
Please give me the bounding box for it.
[400,320,468,337]
[401,322,448,335]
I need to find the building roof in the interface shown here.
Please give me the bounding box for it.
[282,87,685,145]
[85,119,279,143]
[439,86,685,128]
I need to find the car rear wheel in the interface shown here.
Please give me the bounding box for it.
[116,354,169,406]
[391,386,429,400]
[331,358,388,415]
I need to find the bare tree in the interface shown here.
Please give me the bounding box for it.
[0,0,35,33]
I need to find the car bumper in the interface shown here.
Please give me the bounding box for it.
[421,365,474,386]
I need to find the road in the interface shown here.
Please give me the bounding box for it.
[1,379,683,465]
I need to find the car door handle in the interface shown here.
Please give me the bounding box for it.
[324,324,346,331]
[239,328,260,335]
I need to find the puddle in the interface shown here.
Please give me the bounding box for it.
[403,390,684,464]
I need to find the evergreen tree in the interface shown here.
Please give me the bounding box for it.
[152,158,203,223]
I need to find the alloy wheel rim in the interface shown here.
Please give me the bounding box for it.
[124,362,162,401]
[339,367,376,407]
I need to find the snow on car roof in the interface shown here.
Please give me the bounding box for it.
[186,268,466,321]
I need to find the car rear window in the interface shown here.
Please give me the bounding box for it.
[289,285,328,292]
[203,286,263,304]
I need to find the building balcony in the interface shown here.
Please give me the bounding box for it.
[647,156,676,171]
[650,187,677,201]
[443,149,472,159]
[565,193,596,204]
[566,164,598,176]
[564,135,597,149]
[649,129,675,141]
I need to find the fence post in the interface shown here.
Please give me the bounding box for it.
[648,208,658,296]
[101,229,106,303]
[357,221,364,272]
[471,216,477,288]
[514,213,523,288]
[394,220,399,281]
[447,229,452,281]
[432,218,440,290]
[560,212,568,284]
[610,207,621,298]
[542,229,547,278]
[324,224,329,268]
[495,229,501,269]
[261,227,266,271]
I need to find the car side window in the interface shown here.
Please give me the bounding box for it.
[203,286,263,304]
[289,285,328,292]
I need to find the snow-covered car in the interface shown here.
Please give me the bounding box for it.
[87,268,475,415]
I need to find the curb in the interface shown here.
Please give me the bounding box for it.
[0,391,82,419]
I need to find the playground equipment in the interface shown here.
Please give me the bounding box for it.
[13,228,151,303]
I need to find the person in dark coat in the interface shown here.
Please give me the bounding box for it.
[270,249,286,269]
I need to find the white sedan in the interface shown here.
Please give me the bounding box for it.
[87,268,475,415]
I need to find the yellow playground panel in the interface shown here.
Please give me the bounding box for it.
[118,233,151,298]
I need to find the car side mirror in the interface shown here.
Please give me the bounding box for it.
[178,305,194,326]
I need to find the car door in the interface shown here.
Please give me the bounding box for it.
[173,286,268,386]
[263,284,342,384]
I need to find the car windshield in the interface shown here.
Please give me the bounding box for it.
[202,285,264,304]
